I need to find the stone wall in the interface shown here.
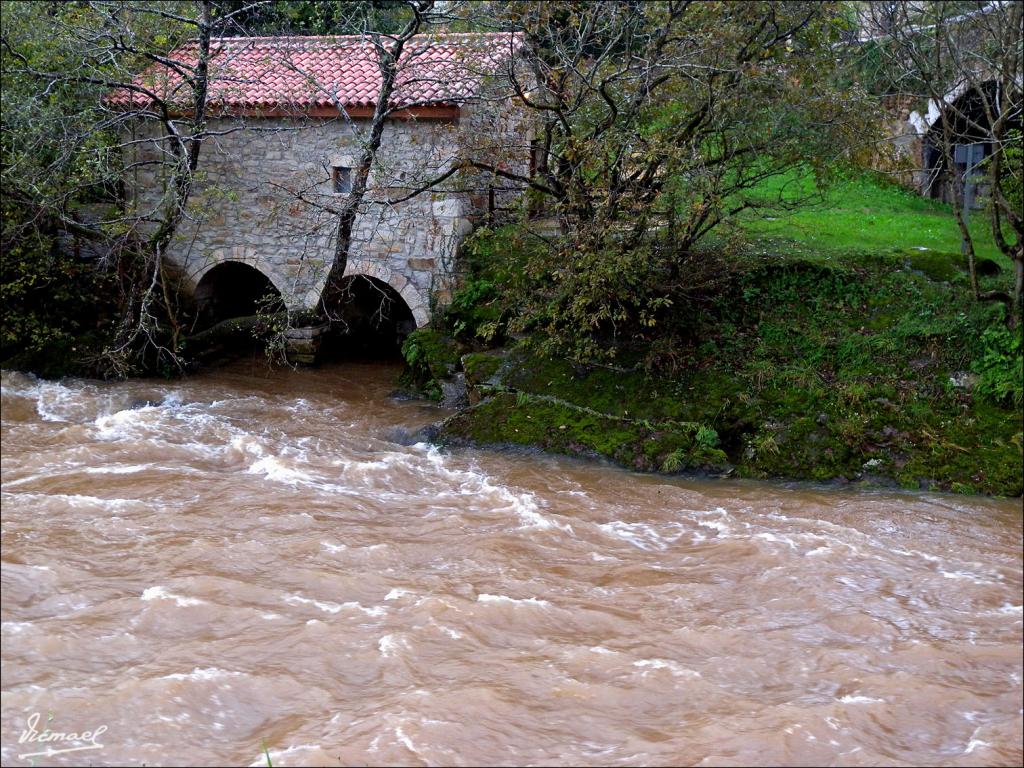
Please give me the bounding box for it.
[457,60,537,222]
[128,101,529,327]
[870,94,925,191]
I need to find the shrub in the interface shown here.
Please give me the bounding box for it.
[400,328,460,400]
[972,323,1023,407]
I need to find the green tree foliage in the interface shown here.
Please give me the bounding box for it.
[993,129,1023,224]
[0,200,115,372]
[458,1,878,362]
[1,1,205,374]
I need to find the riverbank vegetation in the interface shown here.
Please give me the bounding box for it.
[406,170,1023,496]
[395,0,1022,497]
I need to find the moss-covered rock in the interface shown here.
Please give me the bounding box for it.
[440,389,733,476]
[901,249,969,283]
[462,352,505,388]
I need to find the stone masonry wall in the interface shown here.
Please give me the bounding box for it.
[129,110,517,327]
[457,62,536,222]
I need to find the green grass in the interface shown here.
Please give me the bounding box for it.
[738,171,1010,266]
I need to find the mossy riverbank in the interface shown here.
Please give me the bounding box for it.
[405,240,1023,497]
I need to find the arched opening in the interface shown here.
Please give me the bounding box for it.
[193,261,285,329]
[319,274,417,359]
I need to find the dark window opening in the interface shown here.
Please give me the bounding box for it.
[332,165,352,194]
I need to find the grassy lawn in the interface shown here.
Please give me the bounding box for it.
[738,170,1009,265]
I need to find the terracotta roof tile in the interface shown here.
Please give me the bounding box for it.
[108,32,522,114]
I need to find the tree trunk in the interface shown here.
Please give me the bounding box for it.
[180,312,287,359]
[1013,255,1023,329]
[320,9,426,314]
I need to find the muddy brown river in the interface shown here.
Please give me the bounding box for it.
[1,361,1021,766]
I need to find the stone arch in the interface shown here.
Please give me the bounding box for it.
[188,248,297,310]
[192,259,285,328]
[342,258,430,327]
[315,271,419,359]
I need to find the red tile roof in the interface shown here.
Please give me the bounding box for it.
[108,32,522,115]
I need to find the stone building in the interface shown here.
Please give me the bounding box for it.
[853,2,1021,205]
[116,33,530,349]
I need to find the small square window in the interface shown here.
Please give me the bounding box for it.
[332,166,352,194]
